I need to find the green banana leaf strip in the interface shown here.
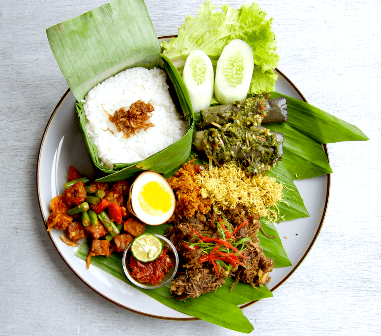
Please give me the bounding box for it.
[113,161,141,170]
[159,55,194,122]
[47,0,160,102]
[268,161,309,222]
[257,219,292,268]
[136,126,194,172]
[211,277,273,305]
[267,122,333,180]
[95,124,194,183]
[270,92,369,143]
[95,163,144,182]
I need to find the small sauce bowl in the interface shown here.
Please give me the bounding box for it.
[122,234,179,289]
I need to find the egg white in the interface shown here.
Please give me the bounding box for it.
[130,171,175,225]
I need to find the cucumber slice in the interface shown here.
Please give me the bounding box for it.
[215,39,254,105]
[182,50,214,113]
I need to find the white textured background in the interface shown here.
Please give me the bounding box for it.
[1,0,380,335]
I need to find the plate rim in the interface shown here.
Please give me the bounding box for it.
[36,38,330,320]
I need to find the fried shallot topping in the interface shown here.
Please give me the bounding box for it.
[108,100,155,138]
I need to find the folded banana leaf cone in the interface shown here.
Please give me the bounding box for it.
[46,0,194,182]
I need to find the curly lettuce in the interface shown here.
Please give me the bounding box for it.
[161,0,279,94]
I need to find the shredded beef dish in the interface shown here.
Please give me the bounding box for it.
[166,205,274,301]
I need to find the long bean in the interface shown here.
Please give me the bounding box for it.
[94,190,106,199]
[63,177,89,189]
[98,211,120,237]
[85,185,97,194]
[86,196,101,205]
[67,202,89,216]
[81,211,90,226]
[88,210,98,226]
[104,224,123,241]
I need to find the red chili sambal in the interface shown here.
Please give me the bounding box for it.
[129,250,173,286]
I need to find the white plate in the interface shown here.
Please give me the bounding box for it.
[37,44,329,319]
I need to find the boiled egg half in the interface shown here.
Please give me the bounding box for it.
[128,171,175,225]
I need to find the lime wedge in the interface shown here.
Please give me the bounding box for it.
[131,234,163,262]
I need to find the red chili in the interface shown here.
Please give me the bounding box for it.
[238,250,249,260]
[218,218,232,239]
[199,255,210,263]
[214,239,239,253]
[188,226,238,252]
[92,198,110,213]
[211,244,220,254]
[215,255,237,267]
[210,254,219,277]
[231,219,249,236]
[68,165,82,181]
[183,242,199,250]
[190,224,248,275]
[189,226,205,239]
[107,203,123,224]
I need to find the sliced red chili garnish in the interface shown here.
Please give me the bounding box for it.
[231,219,249,236]
[218,218,233,239]
[199,255,210,263]
[184,242,199,250]
[209,254,219,277]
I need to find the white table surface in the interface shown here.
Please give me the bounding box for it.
[1,0,380,335]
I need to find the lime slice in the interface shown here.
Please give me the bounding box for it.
[131,234,163,262]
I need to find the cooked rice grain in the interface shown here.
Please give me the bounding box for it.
[83,67,187,169]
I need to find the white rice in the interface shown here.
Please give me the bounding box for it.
[83,67,188,169]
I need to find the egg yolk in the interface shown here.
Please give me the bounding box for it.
[138,181,172,216]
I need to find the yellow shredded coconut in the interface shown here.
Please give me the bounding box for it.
[195,162,282,220]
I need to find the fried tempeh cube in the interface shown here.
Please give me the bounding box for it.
[124,217,145,237]
[113,233,134,253]
[84,221,107,239]
[67,222,86,242]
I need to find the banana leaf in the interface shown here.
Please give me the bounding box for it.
[47,0,195,179]
[270,92,369,143]
[258,220,292,268]
[267,123,333,180]
[268,161,309,222]
[47,0,159,102]
[74,88,369,331]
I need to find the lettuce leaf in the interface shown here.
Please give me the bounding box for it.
[161,0,279,94]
